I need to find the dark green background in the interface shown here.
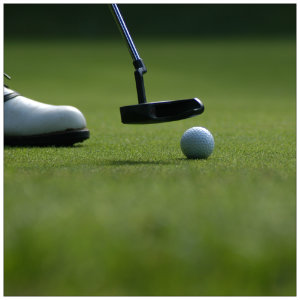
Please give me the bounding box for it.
[4,4,296,39]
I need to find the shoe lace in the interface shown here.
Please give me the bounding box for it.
[4,73,20,102]
[4,73,11,88]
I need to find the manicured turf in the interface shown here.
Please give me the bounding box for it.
[4,38,296,296]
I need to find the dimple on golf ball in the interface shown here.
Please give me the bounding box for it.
[180,127,214,159]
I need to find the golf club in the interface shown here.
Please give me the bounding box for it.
[109,4,205,124]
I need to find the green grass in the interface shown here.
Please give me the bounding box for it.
[4,37,296,296]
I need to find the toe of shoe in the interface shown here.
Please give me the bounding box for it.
[4,96,88,136]
[52,105,87,131]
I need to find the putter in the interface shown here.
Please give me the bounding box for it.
[110,4,204,124]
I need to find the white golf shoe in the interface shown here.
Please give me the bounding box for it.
[4,77,90,146]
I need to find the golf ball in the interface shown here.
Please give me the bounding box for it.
[180,127,214,159]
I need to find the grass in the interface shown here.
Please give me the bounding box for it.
[4,37,296,296]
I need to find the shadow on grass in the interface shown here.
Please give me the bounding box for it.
[103,159,177,166]
[102,157,207,166]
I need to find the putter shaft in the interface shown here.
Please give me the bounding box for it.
[110,4,141,62]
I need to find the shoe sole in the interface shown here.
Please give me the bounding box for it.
[5,128,90,147]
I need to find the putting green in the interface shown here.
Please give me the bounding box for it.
[4,38,296,296]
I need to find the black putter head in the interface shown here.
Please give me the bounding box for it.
[110,5,206,126]
[120,98,204,124]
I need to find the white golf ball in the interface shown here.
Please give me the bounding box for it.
[180,127,214,159]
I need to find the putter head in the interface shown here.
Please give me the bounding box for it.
[120,98,204,124]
